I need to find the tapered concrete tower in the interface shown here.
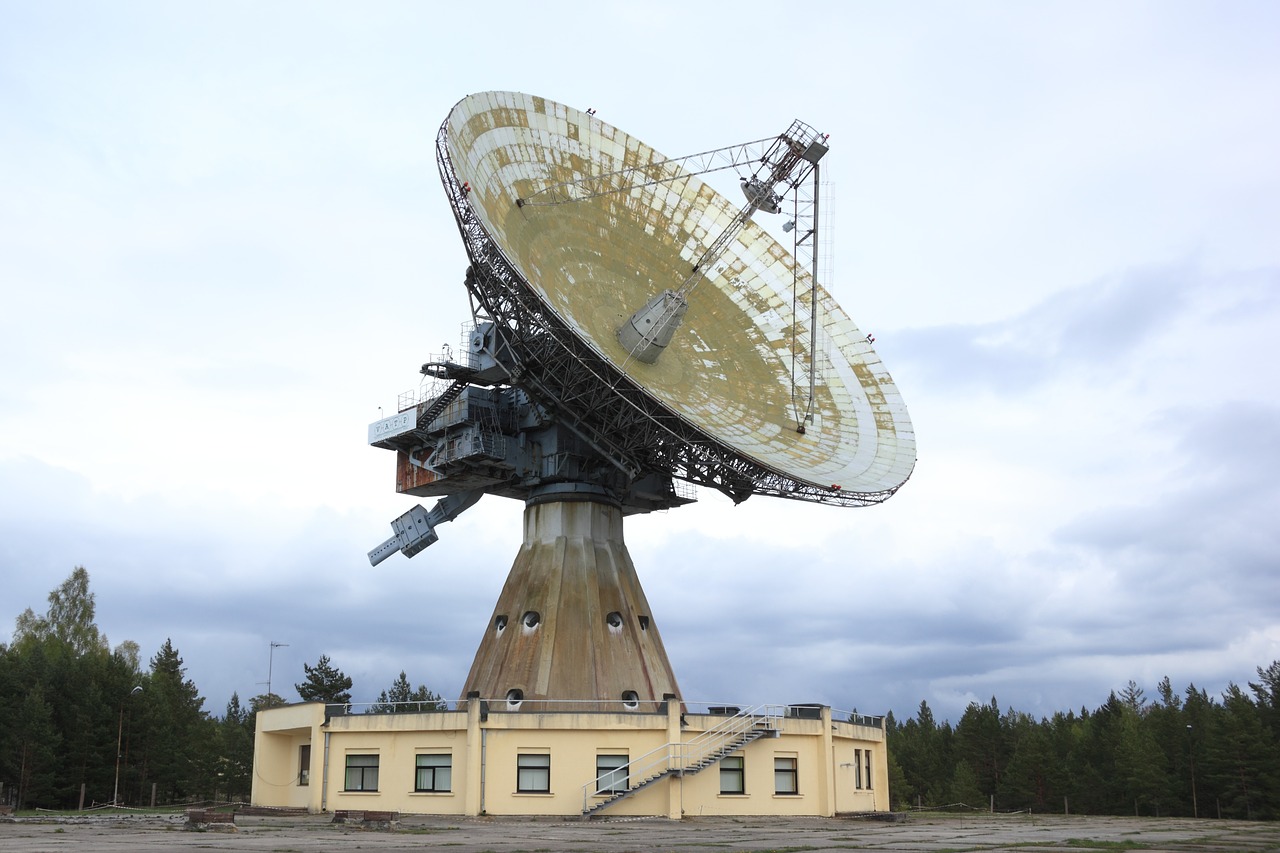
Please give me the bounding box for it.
[462,489,679,710]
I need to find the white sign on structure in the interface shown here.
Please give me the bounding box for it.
[368,410,416,446]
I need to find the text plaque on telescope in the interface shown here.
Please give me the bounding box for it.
[368,410,416,447]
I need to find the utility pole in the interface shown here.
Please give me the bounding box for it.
[112,685,142,807]
[1187,724,1198,818]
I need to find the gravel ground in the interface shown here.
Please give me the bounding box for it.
[3,811,1279,852]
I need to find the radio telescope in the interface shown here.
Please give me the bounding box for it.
[367,91,915,710]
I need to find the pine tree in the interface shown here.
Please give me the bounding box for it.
[885,745,914,810]
[218,693,254,802]
[1213,683,1279,819]
[138,639,209,805]
[370,671,446,713]
[890,700,957,807]
[1249,661,1280,742]
[946,760,984,808]
[1000,710,1056,811]
[1114,702,1165,815]
[954,698,1005,802]
[13,683,61,809]
[295,655,353,704]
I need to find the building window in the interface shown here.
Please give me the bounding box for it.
[720,756,745,794]
[595,754,629,794]
[774,756,798,795]
[517,753,550,793]
[865,749,872,789]
[415,754,452,793]
[344,754,379,791]
[854,748,863,789]
[298,744,311,786]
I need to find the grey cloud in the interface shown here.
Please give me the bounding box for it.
[888,263,1220,394]
[1058,401,1280,568]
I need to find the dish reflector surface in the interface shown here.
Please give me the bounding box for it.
[442,92,914,497]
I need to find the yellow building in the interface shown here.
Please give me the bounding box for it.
[252,699,888,818]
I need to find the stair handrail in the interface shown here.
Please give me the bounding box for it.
[580,739,675,814]
[579,705,787,814]
[676,704,782,768]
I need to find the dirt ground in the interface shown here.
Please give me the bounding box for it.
[3,810,1279,852]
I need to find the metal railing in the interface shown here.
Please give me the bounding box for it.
[578,704,784,814]
[677,704,784,768]
[830,707,885,729]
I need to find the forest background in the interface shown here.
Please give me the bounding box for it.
[3,568,1277,818]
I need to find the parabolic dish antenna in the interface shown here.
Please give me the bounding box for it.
[367,92,915,708]
[435,91,914,504]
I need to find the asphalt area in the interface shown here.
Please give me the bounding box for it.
[3,811,1279,852]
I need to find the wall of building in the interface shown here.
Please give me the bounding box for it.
[832,721,890,814]
[472,711,672,816]
[675,722,829,816]
[252,701,888,818]
[253,703,324,812]
[324,709,473,816]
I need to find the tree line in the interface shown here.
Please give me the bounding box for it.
[886,667,1280,819]
[0,568,441,810]
[5,568,1278,819]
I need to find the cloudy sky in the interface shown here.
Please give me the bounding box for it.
[2,1,1277,723]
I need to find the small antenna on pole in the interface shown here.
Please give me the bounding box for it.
[267,641,289,697]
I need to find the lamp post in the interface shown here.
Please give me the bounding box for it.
[1186,724,1198,818]
[112,685,142,807]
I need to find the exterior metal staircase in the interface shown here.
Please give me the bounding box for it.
[580,706,780,818]
[416,376,470,430]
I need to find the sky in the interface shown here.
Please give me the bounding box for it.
[1,1,1277,724]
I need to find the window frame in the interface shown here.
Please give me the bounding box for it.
[595,753,630,794]
[298,743,311,787]
[516,753,551,794]
[343,753,379,792]
[414,753,453,793]
[774,755,799,795]
[719,755,745,795]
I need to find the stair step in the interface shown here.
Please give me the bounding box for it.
[585,716,779,816]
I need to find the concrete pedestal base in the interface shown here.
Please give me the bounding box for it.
[461,498,681,710]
